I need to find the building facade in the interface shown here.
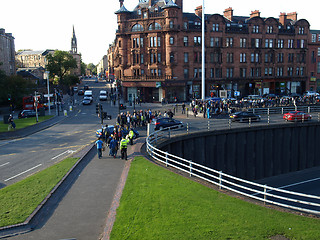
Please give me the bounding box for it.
[307,30,320,91]
[97,55,108,79]
[69,26,82,76]
[0,28,15,76]
[111,0,311,102]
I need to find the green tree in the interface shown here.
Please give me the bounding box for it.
[46,50,77,85]
[87,63,97,75]
[81,61,87,75]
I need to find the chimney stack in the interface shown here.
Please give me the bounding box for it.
[279,12,287,26]
[195,5,202,17]
[175,0,183,12]
[287,12,297,21]
[119,0,124,7]
[250,10,260,18]
[224,7,233,21]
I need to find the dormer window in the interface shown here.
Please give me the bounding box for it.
[143,12,147,19]
[138,9,141,15]
[298,27,305,35]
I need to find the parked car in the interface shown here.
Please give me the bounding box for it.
[152,117,183,130]
[229,111,261,122]
[78,90,84,95]
[82,96,92,105]
[18,110,37,119]
[283,111,312,121]
[73,86,78,92]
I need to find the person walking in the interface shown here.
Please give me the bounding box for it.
[120,136,130,160]
[8,114,16,131]
[128,128,134,145]
[95,137,104,159]
[109,136,118,158]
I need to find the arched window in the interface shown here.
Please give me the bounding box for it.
[132,24,144,32]
[155,22,161,30]
[148,24,154,30]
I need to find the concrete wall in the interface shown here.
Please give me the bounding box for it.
[159,122,320,181]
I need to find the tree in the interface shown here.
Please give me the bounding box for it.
[81,61,87,75]
[87,63,97,75]
[46,50,77,85]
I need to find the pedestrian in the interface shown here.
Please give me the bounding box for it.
[95,137,104,159]
[109,136,118,158]
[120,136,130,160]
[128,128,134,145]
[182,102,186,114]
[8,114,16,131]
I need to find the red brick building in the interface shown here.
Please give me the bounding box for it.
[307,30,320,91]
[111,0,310,102]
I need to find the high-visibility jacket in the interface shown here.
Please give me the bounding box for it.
[120,138,129,150]
[129,130,134,139]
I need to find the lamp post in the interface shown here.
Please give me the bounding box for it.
[45,71,51,115]
[201,0,206,101]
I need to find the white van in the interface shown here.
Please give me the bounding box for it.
[84,90,93,102]
[99,90,107,101]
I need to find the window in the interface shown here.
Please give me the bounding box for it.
[288,53,294,62]
[184,22,188,29]
[210,37,214,47]
[317,62,320,74]
[141,54,144,64]
[240,68,246,78]
[298,27,305,35]
[170,52,174,63]
[194,36,201,46]
[169,37,174,45]
[287,67,293,76]
[214,38,220,47]
[184,37,188,46]
[253,25,259,33]
[132,24,143,32]
[212,23,219,31]
[265,53,269,63]
[255,53,259,63]
[277,39,284,48]
[240,38,247,48]
[194,68,198,78]
[267,26,273,33]
[277,53,284,63]
[210,68,214,78]
[251,53,255,63]
[240,53,246,63]
[184,52,189,63]
[140,38,144,47]
[265,39,269,48]
[157,37,161,47]
[184,68,189,79]
[226,68,233,78]
[255,39,261,48]
[157,53,161,63]
[318,48,320,56]
[226,53,233,63]
[277,67,283,76]
[226,38,233,47]
[155,22,161,30]
[169,21,174,29]
[312,34,317,43]
[288,39,294,48]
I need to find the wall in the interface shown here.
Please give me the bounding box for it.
[159,122,320,181]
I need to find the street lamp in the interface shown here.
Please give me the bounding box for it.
[45,71,51,115]
[201,0,206,101]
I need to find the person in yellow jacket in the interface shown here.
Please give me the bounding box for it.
[120,136,130,160]
[128,129,134,145]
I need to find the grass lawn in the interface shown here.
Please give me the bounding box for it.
[0,115,53,132]
[111,157,320,240]
[0,157,78,227]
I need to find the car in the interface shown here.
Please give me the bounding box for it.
[78,90,84,95]
[18,110,37,119]
[84,90,93,102]
[229,111,261,122]
[99,90,107,101]
[304,91,319,97]
[82,97,92,105]
[283,111,312,122]
[73,86,78,92]
[152,117,184,130]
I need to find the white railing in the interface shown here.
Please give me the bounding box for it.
[146,127,320,215]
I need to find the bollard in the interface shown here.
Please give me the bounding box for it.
[64,110,67,117]
[308,106,310,113]
[208,120,210,131]
[267,108,270,115]
[268,115,270,125]
[249,118,251,127]
[228,119,231,129]
[187,123,189,134]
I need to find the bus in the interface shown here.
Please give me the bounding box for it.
[22,95,45,110]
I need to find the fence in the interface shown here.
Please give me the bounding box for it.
[146,126,320,216]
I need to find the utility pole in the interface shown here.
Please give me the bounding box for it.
[34,91,39,122]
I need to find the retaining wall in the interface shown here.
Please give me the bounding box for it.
[159,122,320,181]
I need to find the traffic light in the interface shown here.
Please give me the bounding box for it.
[8,94,11,101]
[96,104,100,114]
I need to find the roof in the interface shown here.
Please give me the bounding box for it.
[17,70,40,80]
[17,49,55,56]
[115,5,131,14]
[162,0,180,9]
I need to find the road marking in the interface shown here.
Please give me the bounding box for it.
[0,162,9,168]
[278,177,320,190]
[4,164,42,182]
[51,150,76,160]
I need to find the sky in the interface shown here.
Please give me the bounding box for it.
[1,0,320,65]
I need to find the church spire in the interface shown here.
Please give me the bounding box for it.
[71,25,77,54]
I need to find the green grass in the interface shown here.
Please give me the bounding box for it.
[111,157,320,240]
[0,115,53,132]
[0,157,78,227]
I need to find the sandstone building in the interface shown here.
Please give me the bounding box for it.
[111,0,311,102]
[0,28,15,76]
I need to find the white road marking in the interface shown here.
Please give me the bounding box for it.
[278,177,320,190]
[0,162,10,168]
[51,150,76,160]
[4,164,42,182]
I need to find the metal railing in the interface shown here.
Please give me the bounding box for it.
[146,126,320,215]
